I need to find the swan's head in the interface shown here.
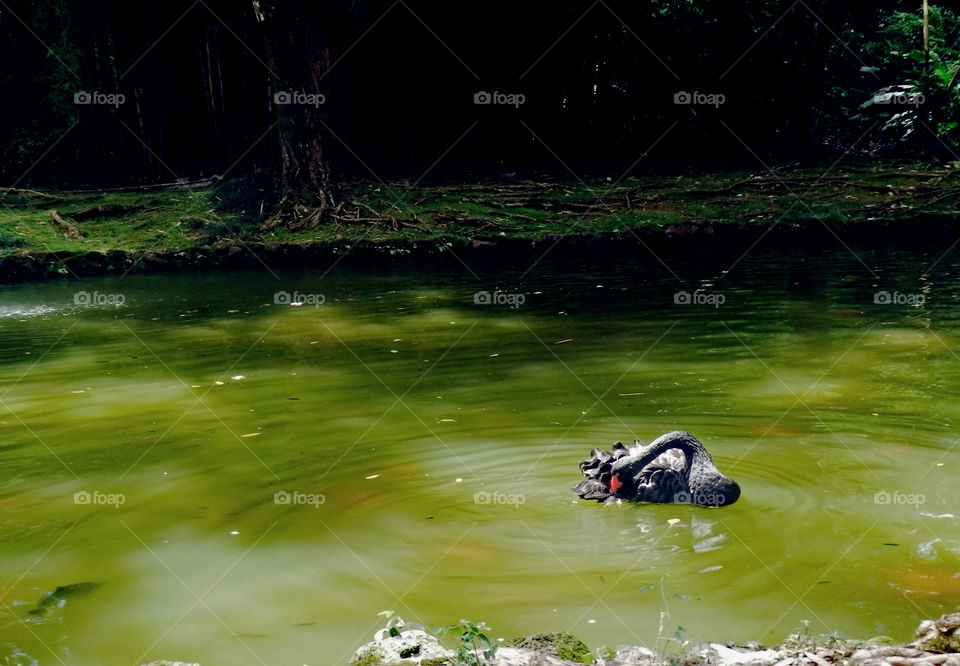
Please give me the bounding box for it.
[712,475,740,506]
[687,472,741,506]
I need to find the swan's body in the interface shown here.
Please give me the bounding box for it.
[573,431,740,506]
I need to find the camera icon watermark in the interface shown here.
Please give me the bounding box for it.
[473,90,526,108]
[74,90,126,108]
[273,90,326,107]
[74,490,125,508]
[674,90,725,108]
[873,290,925,306]
[674,290,725,308]
[274,290,325,306]
[474,490,525,508]
[874,490,925,507]
[273,490,325,508]
[673,491,729,507]
[74,290,126,306]
[873,92,925,107]
[473,290,525,308]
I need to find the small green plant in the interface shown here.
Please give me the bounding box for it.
[437,619,498,666]
[822,630,844,645]
[374,609,424,640]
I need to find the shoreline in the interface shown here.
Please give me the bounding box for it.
[4,216,960,284]
[4,162,960,283]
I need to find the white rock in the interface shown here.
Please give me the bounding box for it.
[707,643,781,665]
[593,645,658,665]
[486,646,581,665]
[350,629,453,664]
[350,634,583,665]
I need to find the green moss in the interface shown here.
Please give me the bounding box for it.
[507,632,592,663]
[0,230,25,249]
[348,651,383,666]
[2,161,958,268]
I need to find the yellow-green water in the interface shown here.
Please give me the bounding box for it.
[1,249,959,665]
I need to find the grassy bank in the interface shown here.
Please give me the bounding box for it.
[2,161,960,280]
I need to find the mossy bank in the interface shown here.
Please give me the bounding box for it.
[4,161,960,282]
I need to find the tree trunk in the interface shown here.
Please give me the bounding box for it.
[254,0,336,226]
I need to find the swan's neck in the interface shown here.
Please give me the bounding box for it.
[611,431,706,477]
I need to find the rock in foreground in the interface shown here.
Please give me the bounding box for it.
[349,613,960,666]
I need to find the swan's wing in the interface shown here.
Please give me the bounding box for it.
[575,442,689,503]
[629,448,689,503]
[574,442,633,501]
[578,441,631,473]
[572,478,612,500]
[639,448,687,477]
[635,466,689,503]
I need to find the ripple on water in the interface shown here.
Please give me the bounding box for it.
[723,453,823,515]
[0,304,60,319]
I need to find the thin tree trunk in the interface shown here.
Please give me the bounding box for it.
[254,0,336,226]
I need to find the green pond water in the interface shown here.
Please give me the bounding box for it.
[1,247,959,665]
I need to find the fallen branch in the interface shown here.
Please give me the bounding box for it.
[49,211,83,239]
[0,187,57,199]
[399,219,432,232]
[57,177,221,194]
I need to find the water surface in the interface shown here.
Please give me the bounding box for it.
[1,247,959,664]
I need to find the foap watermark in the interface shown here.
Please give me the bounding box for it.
[274,490,326,508]
[674,90,725,108]
[274,290,325,306]
[473,290,525,308]
[674,289,725,308]
[74,490,125,508]
[74,90,126,108]
[474,490,525,508]
[474,90,525,108]
[873,92,925,107]
[874,290,925,306]
[273,90,326,107]
[74,290,125,307]
[874,490,925,507]
[674,491,730,507]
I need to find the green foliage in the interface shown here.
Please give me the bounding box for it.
[1,0,81,181]
[437,619,498,666]
[855,5,960,150]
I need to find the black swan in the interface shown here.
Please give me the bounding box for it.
[573,431,740,506]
